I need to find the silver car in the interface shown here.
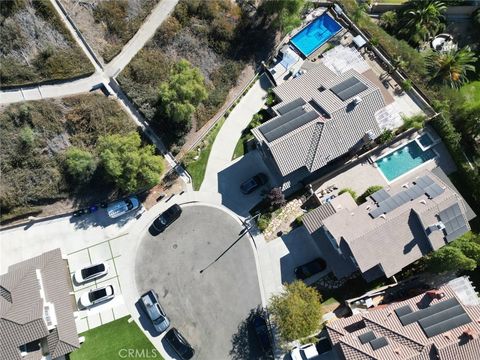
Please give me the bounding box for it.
[141,290,170,333]
[107,196,140,218]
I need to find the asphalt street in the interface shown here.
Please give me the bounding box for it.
[135,205,264,360]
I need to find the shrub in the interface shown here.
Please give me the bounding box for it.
[401,79,413,91]
[338,188,357,201]
[64,147,97,183]
[401,114,426,130]
[257,213,271,232]
[19,126,35,148]
[357,185,384,204]
[377,129,395,144]
[266,187,286,209]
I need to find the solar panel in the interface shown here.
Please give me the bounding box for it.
[331,77,368,101]
[425,183,445,198]
[358,331,376,344]
[263,110,319,142]
[399,298,459,326]
[418,304,464,329]
[370,337,388,350]
[406,185,424,199]
[260,106,306,135]
[415,175,434,189]
[422,313,472,338]
[371,188,389,203]
[395,305,413,318]
[276,98,306,115]
[439,203,469,242]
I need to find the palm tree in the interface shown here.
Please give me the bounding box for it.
[426,46,478,88]
[379,11,397,31]
[400,0,447,45]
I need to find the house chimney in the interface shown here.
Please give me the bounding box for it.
[463,328,478,340]
[427,290,445,300]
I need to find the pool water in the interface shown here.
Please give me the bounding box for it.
[417,133,434,148]
[376,141,436,182]
[290,13,342,57]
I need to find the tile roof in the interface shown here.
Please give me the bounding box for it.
[304,169,471,280]
[252,63,385,177]
[327,284,480,360]
[0,249,79,360]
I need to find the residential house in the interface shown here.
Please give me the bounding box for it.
[302,168,475,282]
[252,62,387,192]
[0,248,80,360]
[326,278,480,359]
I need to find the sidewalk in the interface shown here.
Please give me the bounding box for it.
[200,74,270,193]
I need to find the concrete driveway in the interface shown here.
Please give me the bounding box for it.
[217,150,281,216]
[134,205,263,360]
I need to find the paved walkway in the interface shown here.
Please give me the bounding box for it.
[200,74,270,193]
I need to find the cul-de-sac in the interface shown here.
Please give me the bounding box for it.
[1,1,480,360]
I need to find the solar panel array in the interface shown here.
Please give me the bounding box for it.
[276,98,306,115]
[330,77,368,101]
[370,188,389,203]
[369,175,445,218]
[260,108,319,143]
[396,297,472,338]
[358,331,376,344]
[439,203,469,242]
[370,337,389,350]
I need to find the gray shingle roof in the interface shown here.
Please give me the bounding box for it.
[304,169,471,281]
[0,249,79,360]
[252,63,384,177]
[327,284,480,360]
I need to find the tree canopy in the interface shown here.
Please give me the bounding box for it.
[98,132,164,192]
[269,281,323,343]
[157,59,207,137]
[427,46,477,88]
[399,0,446,45]
[261,0,305,34]
[426,233,480,273]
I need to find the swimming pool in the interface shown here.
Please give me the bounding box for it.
[376,140,437,182]
[290,13,342,57]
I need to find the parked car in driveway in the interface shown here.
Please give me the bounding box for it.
[73,262,108,284]
[165,328,194,360]
[79,285,114,308]
[240,173,268,194]
[294,258,327,280]
[290,343,319,360]
[140,290,170,333]
[251,314,272,356]
[107,196,140,218]
[152,204,182,233]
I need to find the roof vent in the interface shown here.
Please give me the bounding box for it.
[426,289,445,300]
[420,199,427,205]
[444,331,452,340]
[463,328,478,340]
[379,214,386,220]
[393,348,401,355]
[427,222,445,234]
[353,96,362,105]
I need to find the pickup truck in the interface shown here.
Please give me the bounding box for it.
[140,290,170,333]
[106,196,139,218]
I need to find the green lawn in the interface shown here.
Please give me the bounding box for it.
[232,133,254,160]
[184,117,226,190]
[70,316,162,360]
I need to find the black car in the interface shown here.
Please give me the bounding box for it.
[294,258,327,280]
[152,204,182,232]
[164,328,194,360]
[251,314,272,355]
[240,173,268,194]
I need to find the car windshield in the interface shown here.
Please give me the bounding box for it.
[153,315,166,324]
[89,288,107,301]
[81,264,104,279]
[126,199,133,210]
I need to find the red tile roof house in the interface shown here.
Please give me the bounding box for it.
[326,280,480,360]
[0,248,80,360]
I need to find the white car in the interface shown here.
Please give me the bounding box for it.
[79,285,114,308]
[106,196,140,218]
[291,343,319,360]
[73,262,109,284]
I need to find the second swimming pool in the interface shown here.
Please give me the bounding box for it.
[376,139,437,182]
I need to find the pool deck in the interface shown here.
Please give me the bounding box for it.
[312,127,457,197]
